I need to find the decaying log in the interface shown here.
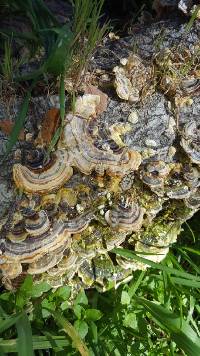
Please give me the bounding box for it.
[0,19,200,293]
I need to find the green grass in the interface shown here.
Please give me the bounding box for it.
[185,5,200,32]
[1,39,13,82]
[69,0,110,89]
[0,0,109,157]
[0,217,199,355]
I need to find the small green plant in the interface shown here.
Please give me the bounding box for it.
[68,0,109,89]
[1,39,13,82]
[185,5,200,32]
[0,0,109,158]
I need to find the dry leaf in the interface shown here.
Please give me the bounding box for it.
[40,108,60,145]
[84,85,108,115]
[0,120,24,140]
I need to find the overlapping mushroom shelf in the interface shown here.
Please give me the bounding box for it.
[1,98,200,292]
[1,19,200,292]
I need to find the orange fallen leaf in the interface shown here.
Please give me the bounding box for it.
[0,120,24,140]
[40,108,60,145]
[84,85,108,115]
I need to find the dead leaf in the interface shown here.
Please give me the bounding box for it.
[40,108,60,145]
[84,85,108,115]
[0,120,24,140]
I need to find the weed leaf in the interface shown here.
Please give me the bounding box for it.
[16,312,34,356]
[136,297,200,356]
[0,313,22,334]
[46,309,90,356]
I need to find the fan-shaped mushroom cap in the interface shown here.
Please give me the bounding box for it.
[181,121,200,164]
[105,199,144,232]
[63,115,141,176]
[13,150,73,194]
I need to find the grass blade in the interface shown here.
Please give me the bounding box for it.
[0,336,69,353]
[0,313,22,334]
[169,277,200,288]
[0,29,38,42]
[136,297,200,356]
[44,25,73,76]
[59,73,65,124]
[47,126,62,154]
[181,247,200,256]
[112,248,200,281]
[185,5,200,32]
[184,222,196,242]
[16,312,34,356]
[46,309,89,356]
[0,306,8,318]
[4,80,36,157]
[128,270,146,298]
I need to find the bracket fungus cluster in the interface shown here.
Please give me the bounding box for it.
[1,19,200,294]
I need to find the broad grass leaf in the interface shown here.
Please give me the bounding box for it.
[170,277,200,288]
[47,309,90,356]
[0,29,38,42]
[136,297,200,356]
[15,292,27,310]
[0,336,69,353]
[177,249,200,274]
[4,93,30,156]
[4,80,36,157]
[0,314,22,334]
[16,312,34,356]
[48,126,62,153]
[185,5,200,32]
[43,25,73,76]
[112,248,200,281]
[181,247,200,256]
[16,24,73,81]
[0,305,8,318]
[128,270,146,298]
